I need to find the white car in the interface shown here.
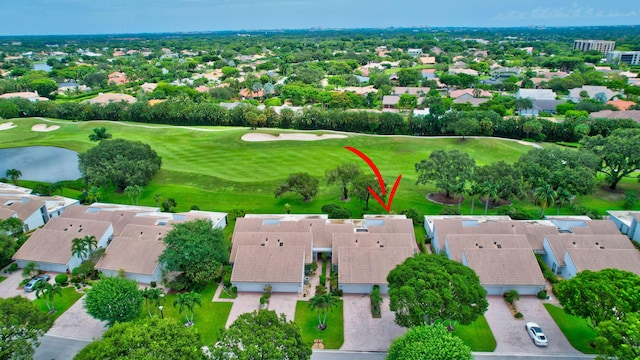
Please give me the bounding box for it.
[526,322,548,346]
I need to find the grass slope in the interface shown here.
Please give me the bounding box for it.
[544,304,598,354]
[0,118,539,214]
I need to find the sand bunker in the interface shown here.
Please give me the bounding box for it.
[0,122,17,131]
[31,124,60,132]
[242,133,347,142]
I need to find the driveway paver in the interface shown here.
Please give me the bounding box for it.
[340,294,405,352]
[484,295,580,354]
[0,270,44,300]
[225,292,262,327]
[46,294,107,340]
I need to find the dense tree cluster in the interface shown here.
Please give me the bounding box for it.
[0,296,54,360]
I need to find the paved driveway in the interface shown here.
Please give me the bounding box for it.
[341,294,405,352]
[225,292,262,327]
[485,296,580,355]
[0,270,41,300]
[46,294,107,340]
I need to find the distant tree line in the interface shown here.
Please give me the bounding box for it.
[1,97,638,142]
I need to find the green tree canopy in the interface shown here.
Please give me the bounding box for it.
[387,254,488,328]
[88,127,112,142]
[0,296,54,360]
[555,269,640,328]
[580,128,640,190]
[387,324,472,360]
[474,161,525,201]
[275,172,320,202]
[415,150,476,198]
[74,317,207,360]
[325,162,362,200]
[595,312,640,360]
[84,276,143,326]
[351,174,387,210]
[79,139,162,190]
[159,219,228,291]
[212,310,311,360]
[516,147,599,195]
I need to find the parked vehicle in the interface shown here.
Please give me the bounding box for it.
[526,322,548,346]
[24,274,51,292]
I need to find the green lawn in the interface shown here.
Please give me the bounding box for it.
[452,315,497,352]
[544,304,598,354]
[0,276,6,283]
[138,282,232,345]
[32,286,83,320]
[294,300,344,349]
[1,117,638,217]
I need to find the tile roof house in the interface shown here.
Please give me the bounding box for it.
[449,88,493,99]
[607,99,636,111]
[382,95,400,110]
[0,92,49,102]
[568,85,617,103]
[452,93,491,107]
[419,56,436,64]
[516,89,557,101]
[13,217,113,273]
[95,224,172,284]
[590,110,640,122]
[108,71,129,86]
[84,93,136,105]
[230,215,417,294]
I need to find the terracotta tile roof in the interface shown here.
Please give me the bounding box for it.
[84,93,136,105]
[59,205,157,236]
[590,110,640,122]
[0,207,17,220]
[607,99,636,111]
[570,220,621,235]
[230,231,313,264]
[449,88,493,99]
[463,248,546,286]
[6,198,45,222]
[231,246,305,284]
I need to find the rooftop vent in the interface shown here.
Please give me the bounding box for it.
[600,246,605,249]
[279,242,284,247]
[479,245,484,249]
[379,244,384,248]
[497,244,502,248]
[261,243,265,246]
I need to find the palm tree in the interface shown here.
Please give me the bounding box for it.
[452,182,466,210]
[308,293,340,330]
[5,169,22,185]
[86,186,101,204]
[480,182,499,216]
[173,291,202,326]
[22,261,40,279]
[83,235,98,259]
[35,281,62,313]
[124,185,143,205]
[154,193,162,207]
[71,237,88,261]
[555,187,573,215]
[142,288,165,317]
[468,181,482,215]
[533,184,557,218]
[88,127,112,142]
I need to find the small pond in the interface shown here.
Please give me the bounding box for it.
[0,146,81,183]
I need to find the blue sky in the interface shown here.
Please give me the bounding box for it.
[0,0,638,36]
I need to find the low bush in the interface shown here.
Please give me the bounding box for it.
[55,273,68,286]
[515,312,523,319]
[535,254,558,284]
[321,204,351,219]
[537,290,548,299]
[8,263,18,273]
[401,208,424,225]
[438,207,461,215]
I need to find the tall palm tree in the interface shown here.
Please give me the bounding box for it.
[86,186,101,204]
[83,235,98,259]
[88,127,112,142]
[173,291,202,325]
[481,182,499,216]
[1,217,23,237]
[35,281,62,313]
[5,169,22,185]
[533,184,557,218]
[468,181,482,215]
[308,293,340,330]
[142,288,165,317]
[71,237,88,261]
[555,187,573,215]
[452,182,467,210]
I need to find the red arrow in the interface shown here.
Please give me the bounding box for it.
[345,146,402,212]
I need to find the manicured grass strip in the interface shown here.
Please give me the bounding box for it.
[544,304,598,354]
[294,300,344,349]
[0,276,6,283]
[452,315,497,352]
[33,287,83,320]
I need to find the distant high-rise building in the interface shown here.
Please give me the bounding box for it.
[607,51,640,66]
[573,40,616,55]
